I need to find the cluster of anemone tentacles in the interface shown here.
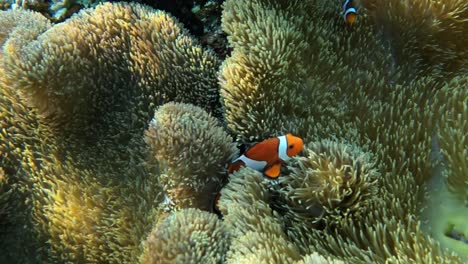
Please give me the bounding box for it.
[0,0,467,263]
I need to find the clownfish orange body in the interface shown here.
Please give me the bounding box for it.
[343,0,357,26]
[227,133,304,178]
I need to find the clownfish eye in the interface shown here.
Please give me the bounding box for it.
[289,144,294,149]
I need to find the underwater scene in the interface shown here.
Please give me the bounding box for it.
[0,0,467,263]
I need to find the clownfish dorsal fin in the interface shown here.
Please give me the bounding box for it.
[263,162,282,179]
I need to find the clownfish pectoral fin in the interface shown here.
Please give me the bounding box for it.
[227,160,246,175]
[263,162,282,179]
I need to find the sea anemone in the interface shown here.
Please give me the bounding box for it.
[1,2,221,173]
[145,102,237,210]
[140,208,230,264]
[219,167,302,263]
[276,140,379,228]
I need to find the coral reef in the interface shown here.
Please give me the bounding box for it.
[145,102,237,210]
[140,208,230,263]
[0,0,466,262]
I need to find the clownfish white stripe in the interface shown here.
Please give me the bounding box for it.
[277,135,290,161]
[344,7,357,17]
[236,155,268,171]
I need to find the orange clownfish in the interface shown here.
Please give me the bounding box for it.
[227,133,304,179]
[212,134,304,217]
[343,0,357,26]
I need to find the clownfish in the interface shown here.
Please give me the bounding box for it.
[211,134,304,217]
[343,0,357,26]
[227,133,304,179]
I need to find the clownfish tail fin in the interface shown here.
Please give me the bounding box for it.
[211,192,223,218]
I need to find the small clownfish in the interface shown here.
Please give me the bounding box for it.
[227,133,304,179]
[343,0,357,26]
